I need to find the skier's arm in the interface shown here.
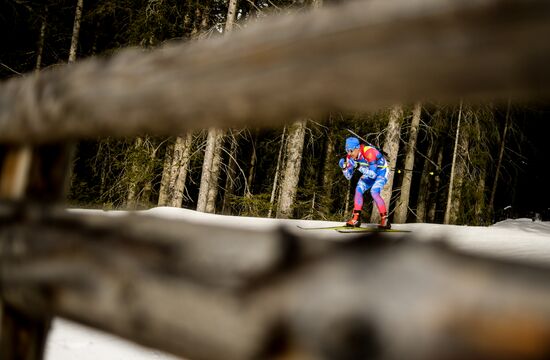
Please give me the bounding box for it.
[339,157,354,180]
[358,164,377,178]
[353,159,377,179]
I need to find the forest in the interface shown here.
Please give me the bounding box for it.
[2,0,548,225]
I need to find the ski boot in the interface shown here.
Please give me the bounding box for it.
[346,210,362,227]
[378,212,391,230]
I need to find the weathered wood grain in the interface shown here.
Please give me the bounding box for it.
[1,206,550,359]
[2,0,550,358]
[0,0,549,143]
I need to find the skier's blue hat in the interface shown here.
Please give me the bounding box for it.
[345,137,360,152]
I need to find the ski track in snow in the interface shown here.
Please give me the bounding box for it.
[45,207,550,360]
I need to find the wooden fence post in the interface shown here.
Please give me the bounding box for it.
[0,144,74,360]
[1,303,51,360]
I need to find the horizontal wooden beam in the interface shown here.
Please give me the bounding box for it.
[2,205,550,359]
[0,0,549,143]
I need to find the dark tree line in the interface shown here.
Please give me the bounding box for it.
[1,0,547,224]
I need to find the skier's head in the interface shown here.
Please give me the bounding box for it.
[345,137,360,153]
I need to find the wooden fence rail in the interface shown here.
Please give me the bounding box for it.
[1,0,550,359]
[2,205,550,360]
[0,0,549,143]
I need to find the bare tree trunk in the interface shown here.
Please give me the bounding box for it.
[206,129,224,213]
[449,127,470,224]
[35,6,48,72]
[65,0,83,195]
[475,170,487,223]
[158,2,210,208]
[198,0,237,213]
[276,120,306,219]
[68,0,84,63]
[159,133,193,207]
[371,105,403,223]
[141,147,157,205]
[416,140,436,222]
[170,133,193,207]
[489,100,511,214]
[222,131,239,214]
[247,132,257,192]
[394,103,421,223]
[126,138,143,209]
[470,106,493,224]
[97,140,110,197]
[310,0,326,218]
[444,102,464,224]
[158,141,174,206]
[197,129,218,212]
[319,125,335,218]
[428,145,444,223]
[225,0,239,32]
[268,127,287,218]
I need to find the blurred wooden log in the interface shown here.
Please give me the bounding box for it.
[0,204,336,360]
[0,0,549,143]
[1,0,550,358]
[0,303,51,360]
[1,204,550,359]
[0,146,32,199]
[0,144,73,359]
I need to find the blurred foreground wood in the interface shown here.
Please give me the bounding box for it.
[1,204,550,360]
[0,144,73,359]
[0,0,549,143]
[1,0,550,359]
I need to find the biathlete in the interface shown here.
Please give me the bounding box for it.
[339,136,391,229]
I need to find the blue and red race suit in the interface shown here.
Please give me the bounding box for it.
[342,145,389,214]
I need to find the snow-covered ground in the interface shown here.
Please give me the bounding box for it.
[46,320,181,360]
[45,207,550,360]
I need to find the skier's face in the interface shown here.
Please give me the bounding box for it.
[348,148,360,159]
